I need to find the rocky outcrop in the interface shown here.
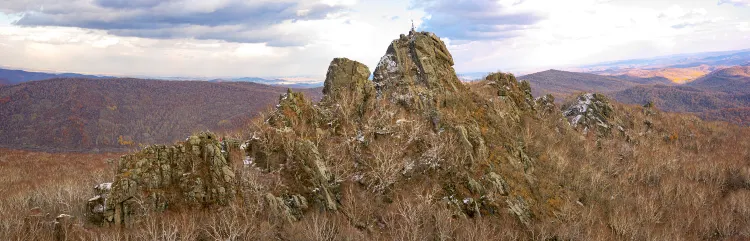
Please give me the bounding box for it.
[88,132,236,226]
[264,193,309,222]
[534,94,556,116]
[372,30,465,110]
[82,30,597,233]
[563,93,614,134]
[86,183,111,224]
[322,58,373,104]
[487,72,535,111]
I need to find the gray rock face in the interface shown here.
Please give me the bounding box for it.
[484,172,509,196]
[322,58,373,104]
[507,196,532,227]
[86,182,111,223]
[372,30,464,110]
[563,93,614,134]
[88,132,236,226]
[264,193,309,222]
[294,140,339,211]
[534,94,556,116]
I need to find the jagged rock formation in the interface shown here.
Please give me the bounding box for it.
[563,93,614,134]
[83,30,636,235]
[373,30,465,111]
[322,58,373,104]
[88,132,235,226]
[57,30,750,240]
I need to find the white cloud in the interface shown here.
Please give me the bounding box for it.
[740,22,750,31]
[718,0,750,7]
[0,0,747,79]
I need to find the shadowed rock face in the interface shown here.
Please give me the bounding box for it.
[373,30,465,110]
[88,132,236,226]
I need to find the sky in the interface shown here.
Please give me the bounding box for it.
[0,0,749,80]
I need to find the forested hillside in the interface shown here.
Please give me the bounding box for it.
[0,78,322,151]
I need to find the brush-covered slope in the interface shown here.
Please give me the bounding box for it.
[611,66,750,125]
[0,78,322,151]
[73,31,750,240]
[612,85,737,113]
[519,69,637,97]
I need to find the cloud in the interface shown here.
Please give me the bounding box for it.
[5,0,350,46]
[411,0,544,41]
[656,6,715,29]
[718,0,750,7]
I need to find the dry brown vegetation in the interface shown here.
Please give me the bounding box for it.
[2,72,750,240]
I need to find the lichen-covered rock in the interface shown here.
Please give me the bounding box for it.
[465,177,484,194]
[507,196,532,227]
[534,94,556,116]
[89,132,236,226]
[483,172,509,196]
[86,182,111,224]
[264,193,309,222]
[322,58,373,104]
[487,73,535,111]
[268,89,320,128]
[293,140,339,211]
[563,93,614,134]
[372,30,465,110]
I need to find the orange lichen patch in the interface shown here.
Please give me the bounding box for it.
[0,96,10,104]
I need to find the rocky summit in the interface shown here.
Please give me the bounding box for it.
[373,30,465,111]
[78,31,750,240]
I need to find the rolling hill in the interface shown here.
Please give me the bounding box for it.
[605,66,712,84]
[519,66,750,125]
[0,78,322,151]
[688,66,750,94]
[612,85,737,112]
[518,69,637,97]
[611,66,750,125]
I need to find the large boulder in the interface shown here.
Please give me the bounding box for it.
[88,132,236,226]
[322,58,373,103]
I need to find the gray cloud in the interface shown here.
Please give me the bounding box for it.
[95,0,163,9]
[6,0,347,46]
[411,0,544,41]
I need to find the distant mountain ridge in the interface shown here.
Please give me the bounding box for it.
[210,77,324,88]
[0,67,326,88]
[579,49,750,71]
[519,66,750,125]
[519,69,638,97]
[0,68,114,85]
[688,66,750,94]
